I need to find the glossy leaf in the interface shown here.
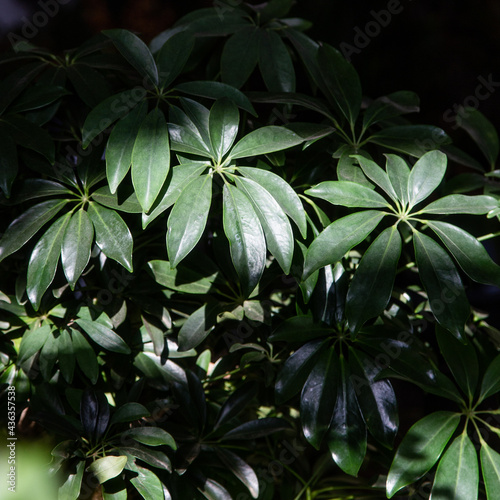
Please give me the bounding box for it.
[209,98,239,162]
[413,230,469,340]
[122,427,176,448]
[259,29,295,93]
[223,183,266,296]
[481,441,500,500]
[71,328,99,384]
[348,347,398,448]
[106,100,147,193]
[215,382,259,429]
[39,330,58,379]
[236,176,294,273]
[58,461,85,500]
[407,150,447,208]
[0,130,17,197]
[66,64,110,108]
[8,178,74,204]
[336,151,373,187]
[132,108,170,212]
[351,155,398,202]
[305,181,389,208]
[238,166,307,237]
[119,445,172,472]
[27,212,71,309]
[346,226,402,333]
[362,91,420,130]
[156,29,194,88]
[91,186,143,214]
[58,328,75,383]
[75,318,131,354]
[177,301,220,352]
[421,194,498,215]
[303,211,385,279]
[221,417,291,441]
[103,29,158,85]
[215,448,259,499]
[130,466,165,500]
[110,403,150,425]
[386,411,461,497]
[229,126,303,159]
[88,456,128,485]
[87,202,133,272]
[317,44,361,125]
[428,220,500,288]
[269,315,331,343]
[61,209,94,290]
[385,154,410,206]
[328,354,366,476]
[301,346,338,449]
[430,433,478,500]
[167,174,212,268]
[436,325,478,400]
[18,323,51,364]
[479,354,500,402]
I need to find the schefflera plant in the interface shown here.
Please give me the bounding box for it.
[303,149,500,339]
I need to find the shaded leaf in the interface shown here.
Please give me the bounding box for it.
[481,441,500,500]
[156,29,194,88]
[209,98,239,162]
[177,301,220,351]
[71,328,99,384]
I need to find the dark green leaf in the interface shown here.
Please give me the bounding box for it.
[91,186,143,213]
[215,448,259,499]
[156,29,194,88]
[413,230,469,340]
[132,108,170,212]
[27,212,71,310]
[71,328,99,384]
[106,100,148,193]
[301,346,338,449]
[430,432,478,500]
[215,382,258,429]
[122,427,176,448]
[39,330,58,379]
[58,461,85,500]
[222,184,266,296]
[385,154,410,206]
[167,174,212,267]
[209,98,239,162]
[306,180,389,208]
[87,202,133,272]
[75,318,131,354]
[7,178,73,204]
[103,29,158,85]
[479,354,500,403]
[351,155,398,202]
[258,29,295,93]
[18,323,51,364]
[303,211,386,279]
[346,226,402,333]
[269,315,331,343]
[238,166,307,238]
[59,328,75,383]
[236,176,294,273]
[386,411,461,498]
[362,91,420,130]
[480,441,500,500]
[421,194,498,215]
[328,354,366,476]
[66,64,110,108]
[61,209,94,290]
[407,150,447,208]
[8,84,70,113]
[110,403,150,425]
[0,131,17,197]
[222,417,291,440]
[230,126,303,159]
[336,150,373,188]
[88,456,128,485]
[177,301,220,352]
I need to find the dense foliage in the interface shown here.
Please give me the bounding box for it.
[1,1,500,498]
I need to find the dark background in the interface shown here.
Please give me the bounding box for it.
[1,0,499,135]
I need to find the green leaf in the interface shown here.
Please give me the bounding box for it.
[122,427,176,448]
[175,81,256,115]
[222,417,291,441]
[327,354,366,476]
[436,325,478,400]
[71,328,99,384]
[27,212,71,310]
[167,174,212,267]
[301,346,338,449]
[386,411,461,498]
[61,209,94,290]
[132,108,170,212]
[221,27,260,89]
[421,194,498,214]
[75,318,131,354]
[258,29,295,93]
[82,90,146,148]
[413,231,469,340]
[481,441,500,500]
[303,211,385,279]
[456,106,499,168]
[362,91,420,130]
[18,323,52,364]
[336,150,373,188]
[58,328,75,383]
[229,126,303,160]
[223,183,266,296]
[238,166,307,238]
[215,448,259,499]
[66,63,111,108]
[177,301,220,352]
[317,44,361,125]
[88,456,128,485]
[156,29,194,88]
[369,125,451,157]
[348,347,398,448]
[91,186,143,213]
[7,178,73,204]
[408,150,447,208]
[209,98,239,162]
[0,130,17,198]
[269,315,331,343]
[430,432,478,500]
[119,444,172,472]
[385,154,410,206]
[103,29,158,85]
[346,226,402,333]
[427,220,500,288]
[87,202,133,272]
[351,155,398,202]
[58,461,85,500]
[106,100,148,193]
[479,354,500,402]
[306,180,389,209]
[215,382,259,429]
[130,467,165,500]
[110,403,150,425]
[236,176,294,273]
[39,330,58,379]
